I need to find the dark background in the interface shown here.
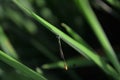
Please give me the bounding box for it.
[0,0,120,80]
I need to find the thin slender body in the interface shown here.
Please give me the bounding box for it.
[58,36,68,70]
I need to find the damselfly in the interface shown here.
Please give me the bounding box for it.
[57,36,68,70]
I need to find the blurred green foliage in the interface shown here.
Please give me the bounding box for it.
[0,0,120,80]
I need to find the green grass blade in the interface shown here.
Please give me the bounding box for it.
[31,12,99,65]
[31,12,115,75]
[75,0,120,74]
[0,50,47,80]
[12,0,119,78]
[42,57,94,69]
[0,26,19,59]
[9,0,81,79]
[13,0,33,15]
[61,23,93,51]
[61,23,83,43]
[106,0,120,9]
